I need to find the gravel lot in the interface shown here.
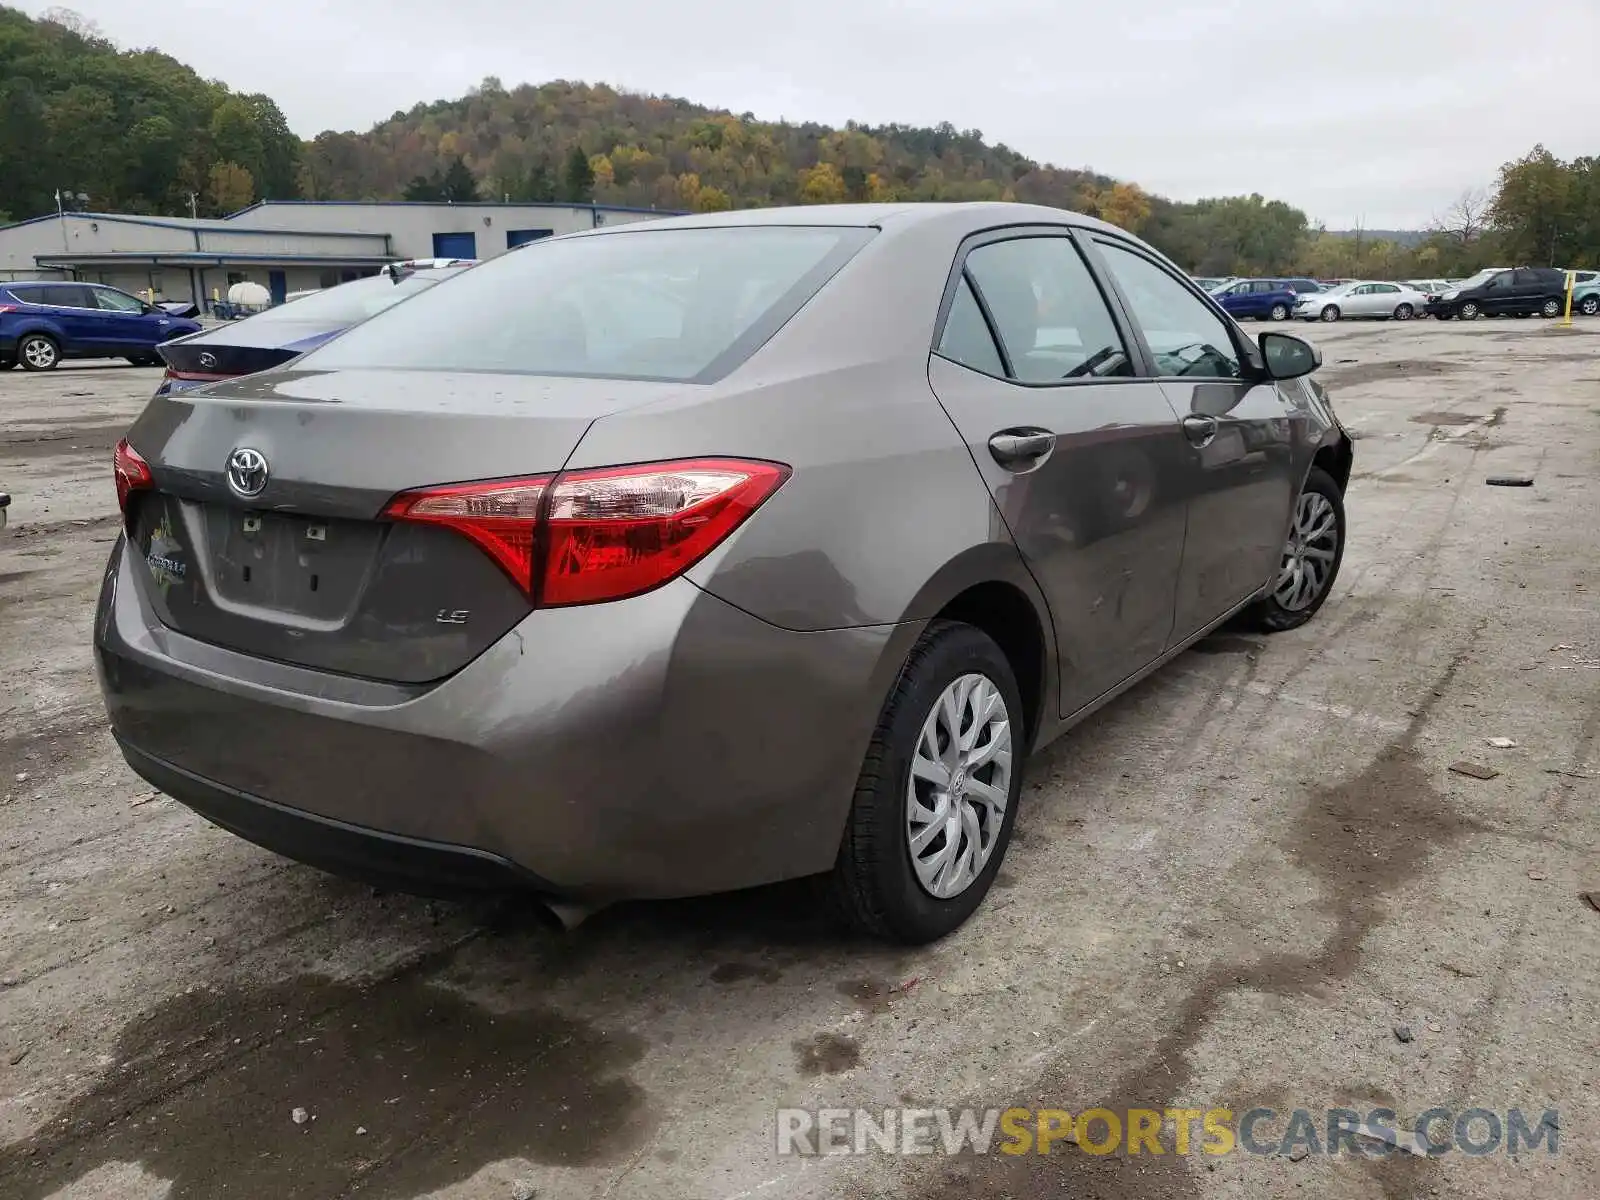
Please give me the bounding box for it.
[1,319,1597,1200]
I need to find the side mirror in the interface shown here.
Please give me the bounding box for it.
[1258,331,1320,381]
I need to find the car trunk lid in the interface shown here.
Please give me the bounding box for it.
[121,367,686,683]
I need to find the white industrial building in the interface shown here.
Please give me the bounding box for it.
[0,201,673,310]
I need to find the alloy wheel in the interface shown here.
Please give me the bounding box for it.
[1394,304,1413,321]
[1273,491,1339,612]
[1580,296,1599,316]
[1320,306,1339,322]
[906,673,1013,900]
[1459,302,1479,320]
[22,337,57,369]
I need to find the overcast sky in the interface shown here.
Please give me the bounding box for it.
[24,0,1598,228]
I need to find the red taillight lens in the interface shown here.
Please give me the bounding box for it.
[0,304,17,314]
[383,458,789,606]
[542,459,789,606]
[382,477,550,592]
[113,438,153,517]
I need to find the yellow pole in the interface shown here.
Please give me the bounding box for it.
[1561,271,1574,328]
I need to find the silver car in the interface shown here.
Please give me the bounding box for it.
[97,203,1352,943]
[1295,280,1429,322]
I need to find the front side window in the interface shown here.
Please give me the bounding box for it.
[935,275,1005,377]
[1094,240,1242,380]
[304,225,872,383]
[961,237,1130,383]
[92,287,146,313]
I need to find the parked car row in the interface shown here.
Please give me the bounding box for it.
[1193,267,1598,324]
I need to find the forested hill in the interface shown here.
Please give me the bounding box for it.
[5,6,1592,281]
[0,5,301,221]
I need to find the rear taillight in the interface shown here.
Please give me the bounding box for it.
[383,458,789,606]
[0,304,17,314]
[113,438,154,517]
[163,367,233,382]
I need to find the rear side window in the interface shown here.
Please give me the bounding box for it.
[961,237,1130,383]
[39,285,91,307]
[303,226,873,383]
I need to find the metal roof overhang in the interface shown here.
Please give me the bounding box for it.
[34,251,396,268]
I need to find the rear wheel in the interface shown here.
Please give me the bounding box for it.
[1268,303,1289,321]
[18,333,59,371]
[1458,300,1480,320]
[1393,303,1414,321]
[1248,467,1345,633]
[1320,305,1340,322]
[1579,295,1600,316]
[1539,297,1562,318]
[824,620,1025,944]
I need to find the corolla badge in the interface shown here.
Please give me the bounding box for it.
[226,447,269,498]
[198,351,217,369]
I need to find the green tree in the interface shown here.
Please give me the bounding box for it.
[523,157,557,202]
[207,160,254,214]
[437,155,479,202]
[1489,145,1572,265]
[563,143,594,202]
[209,96,265,181]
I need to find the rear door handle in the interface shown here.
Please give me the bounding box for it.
[1182,414,1218,447]
[988,429,1056,469]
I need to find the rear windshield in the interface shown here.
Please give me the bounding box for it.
[300,225,873,383]
[251,271,457,326]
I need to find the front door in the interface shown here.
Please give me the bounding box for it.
[1084,235,1299,644]
[88,285,169,354]
[926,230,1190,716]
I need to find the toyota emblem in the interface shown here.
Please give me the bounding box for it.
[198,351,217,370]
[226,447,269,498]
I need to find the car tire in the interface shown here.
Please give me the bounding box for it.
[1458,301,1480,320]
[1539,297,1561,318]
[1247,466,1346,633]
[1393,303,1414,321]
[823,619,1025,944]
[1268,303,1289,322]
[1319,305,1340,322]
[18,333,60,371]
[1578,295,1600,316]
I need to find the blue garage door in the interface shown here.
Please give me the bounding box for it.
[507,228,553,249]
[432,232,478,259]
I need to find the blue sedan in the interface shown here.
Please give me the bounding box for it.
[155,262,472,395]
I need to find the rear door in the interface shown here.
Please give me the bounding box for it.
[926,228,1191,716]
[38,284,104,353]
[1085,235,1299,644]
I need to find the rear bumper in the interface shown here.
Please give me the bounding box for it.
[95,536,913,900]
[116,737,548,895]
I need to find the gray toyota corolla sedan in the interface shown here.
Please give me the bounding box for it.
[96,202,1351,943]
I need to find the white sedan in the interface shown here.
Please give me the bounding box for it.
[1295,281,1429,323]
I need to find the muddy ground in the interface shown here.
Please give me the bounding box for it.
[1,319,1597,1200]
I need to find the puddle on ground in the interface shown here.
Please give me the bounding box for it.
[794,1031,861,1076]
[902,623,1488,1200]
[0,971,652,1199]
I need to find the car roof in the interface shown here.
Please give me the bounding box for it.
[582,201,1135,240]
